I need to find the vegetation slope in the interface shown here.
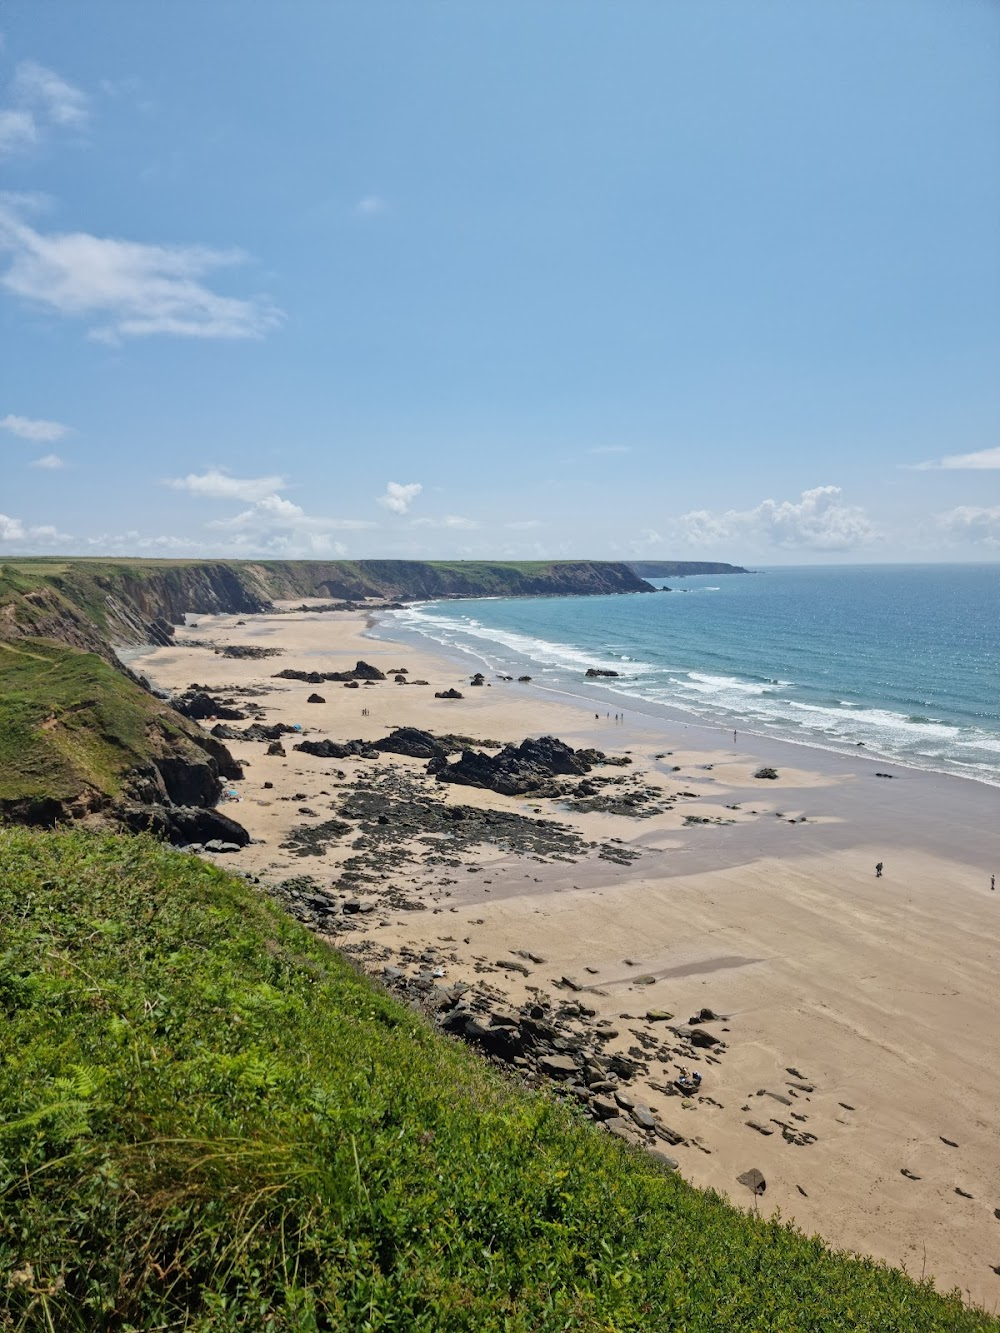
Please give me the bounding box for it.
[1,829,993,1331]
[0,640,233,824]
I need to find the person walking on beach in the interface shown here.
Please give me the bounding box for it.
[733,729,737,745]
[992,874,995,892]
[875,861,883,879]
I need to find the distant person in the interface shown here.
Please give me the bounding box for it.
[992,874,995,892]
[875,861,883,878]
[733,729,737,744]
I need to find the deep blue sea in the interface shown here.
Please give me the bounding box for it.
[381,565,1000,787]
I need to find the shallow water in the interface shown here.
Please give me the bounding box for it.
[377,564,1000,786]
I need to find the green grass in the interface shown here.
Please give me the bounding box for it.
[0,830,993,1331]
[0,640,199,809]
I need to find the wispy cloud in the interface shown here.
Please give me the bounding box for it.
[12,60,89,129]
[0,412,70,441]
[31,452,64,469]
[165,469,286,502]
[909,446,1000,471]
[411,515,479,530]
[166,469,374,556]
[677,486,878,552]
[377,481,422,514]
[0,60,89,157]
[0,201,283,342]
[355,195,385,217]
[504,519,542,530]
[207,494,374,535]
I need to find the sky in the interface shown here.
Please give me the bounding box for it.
[1,1,998,564]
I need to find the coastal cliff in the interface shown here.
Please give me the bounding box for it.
[627,560,749,577]
[0,557,650,838]
[0,558,653,659]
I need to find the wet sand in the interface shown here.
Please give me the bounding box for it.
[131,603,1000,1311]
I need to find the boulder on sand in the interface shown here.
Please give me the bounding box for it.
[432,735,596,796]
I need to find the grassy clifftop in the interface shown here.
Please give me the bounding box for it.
[0,639,233,824]
[0,828,992,1331]
[0,558,652,656]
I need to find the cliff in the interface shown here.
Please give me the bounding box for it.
[0,558,654,659]
[0,638,245,842]
[627,561,749,577]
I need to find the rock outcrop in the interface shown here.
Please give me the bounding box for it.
[431,736,599,796]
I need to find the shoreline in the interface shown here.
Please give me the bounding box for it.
[130,603,1000,1311]
[371,594,1000,792]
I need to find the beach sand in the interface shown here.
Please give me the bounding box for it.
[131,604,1000,1311]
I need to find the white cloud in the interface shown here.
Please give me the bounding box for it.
[0,60,89,158]
[938,505,1000,548]
[31,452,64,469]
[355,195,385,217]
[910,446,1000,471]
[677,486,877,552]
[12,60,89,129]
[0,512,68,545]
[0,202,282,342]
[0,412,70,441]
[165,469,286,502]
[377,481,422,514]
[504,519,542,530]
[588,445,631,456]
[0,108,36,154]
[411,515,479,530]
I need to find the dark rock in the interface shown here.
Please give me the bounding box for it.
[294,739,379,760]
[648,1150,679,1170]
[273,660,386,684]
[117,803,250,848]
[590,1096,619,1120]
[307,693,326,704]
[737,1168,767,1195]
[174,690,246,722]
[585,668,620,678]
[433,735,595,796]
[372,727,450,761]
[266,741,286,756]
[434,688,464,699]
[689,1007,721,1024]
[754,767,779,780]
[537,1054,579,1080]
[631,1105,657,1131]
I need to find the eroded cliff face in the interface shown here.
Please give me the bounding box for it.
[1,559,653,661]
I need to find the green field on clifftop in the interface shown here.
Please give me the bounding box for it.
[0,829,993,1331]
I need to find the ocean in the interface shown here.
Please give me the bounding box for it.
[376,564,1000,788]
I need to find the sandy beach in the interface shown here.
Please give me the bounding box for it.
[131,602,1000,1311]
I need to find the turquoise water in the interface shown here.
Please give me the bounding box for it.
[382,565,1000,787]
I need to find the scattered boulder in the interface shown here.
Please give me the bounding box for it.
[585,668,620,678]
[737,1168,767,1195]
[754,767,779,780]
[538,1054,579,1080]
[434,688,464,700]
[266,741,286,756]
[306,693,326,704]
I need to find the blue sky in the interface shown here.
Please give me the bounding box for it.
[1,1,998,563]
